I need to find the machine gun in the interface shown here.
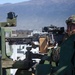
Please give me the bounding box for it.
[42,25,64,34]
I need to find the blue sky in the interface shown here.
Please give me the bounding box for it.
[0,0,30,4]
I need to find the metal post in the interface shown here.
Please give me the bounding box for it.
[0,54,2,75]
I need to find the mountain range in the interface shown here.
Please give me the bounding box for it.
[0,0,75,30]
